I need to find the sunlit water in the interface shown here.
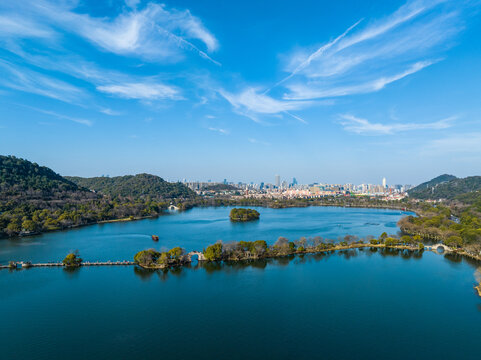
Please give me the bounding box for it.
[1,207,480,359]
[0,206,409,263]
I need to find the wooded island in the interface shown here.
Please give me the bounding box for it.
[229,208,260,222]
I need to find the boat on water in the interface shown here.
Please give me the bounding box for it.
[151,235,159,242]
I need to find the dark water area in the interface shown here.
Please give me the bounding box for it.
[0,206,410,263]
[1,207,480,359]
[2,250,481,359]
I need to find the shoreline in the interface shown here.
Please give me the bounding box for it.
[0,203,414,240]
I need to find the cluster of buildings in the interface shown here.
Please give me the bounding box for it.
[183,176,413,200]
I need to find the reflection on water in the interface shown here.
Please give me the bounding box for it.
[130,248,436,281]
[131,248,481,283]
[2,248,481,360]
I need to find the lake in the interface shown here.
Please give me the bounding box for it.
[1,206,480,359]
[0,206,409,263]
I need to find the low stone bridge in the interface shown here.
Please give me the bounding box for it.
[425,243,453,253]
[187,251,206,261]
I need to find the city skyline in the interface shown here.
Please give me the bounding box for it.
[1,0,481,184]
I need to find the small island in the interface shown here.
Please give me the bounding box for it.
[229,208,260,222]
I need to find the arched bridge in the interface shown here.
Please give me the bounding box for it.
[424,243,452,253]
[187,251,206,261]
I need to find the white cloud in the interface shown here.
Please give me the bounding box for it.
[339,114,454,135]
[97,82,181,100]
[279,0,462,100]
[0,60,85,104]
[27,106,93,126]
[208,127,229,135]
[0,1,219,64]
[220,87,312,122]
[0,14,55,39]
[248,138,271,146]
[100,108,122,116]
[285,61,435,100]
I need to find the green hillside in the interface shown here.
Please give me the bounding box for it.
[0,156,194,237]
[66,174,196,199]
[409,175,481,200]
[0,155,80,194]
[408,174,457,199]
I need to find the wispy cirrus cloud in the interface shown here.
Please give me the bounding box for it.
[100,108,122,116]
[248,138,271,146]
[97,82,181,101]
[285,60,436,100]
[220,0,465,124]
[24,105,93,126]
[219,87,310,123]
[0,60,85,104]
[208,127,229,135]
[339,114,455,135]
[0,1,219,64]
[279,0,463,100]
[0,14,55,39]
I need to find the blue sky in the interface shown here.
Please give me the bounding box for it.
[1,0,481,185]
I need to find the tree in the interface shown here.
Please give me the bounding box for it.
[445,235,463,248]
[134,249,160,266]
[204,242,223,261]
[168,247,184,259]
[62,251,82,267]
[22,219,36,232]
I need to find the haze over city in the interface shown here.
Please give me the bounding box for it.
[1,0,481,184]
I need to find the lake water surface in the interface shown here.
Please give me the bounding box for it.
[1,207,480,359]
[0,206,409,263]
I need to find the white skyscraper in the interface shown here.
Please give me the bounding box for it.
[382,177,387,188]
[275,175,280,188]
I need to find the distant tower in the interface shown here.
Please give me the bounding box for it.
[275,175,280,188]
[382,177,387,188]
[292,177,298,185]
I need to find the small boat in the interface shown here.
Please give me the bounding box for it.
[151,235,159,242]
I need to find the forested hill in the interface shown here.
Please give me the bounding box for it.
[65,174,196,199]
[408,174,481,200]
[0,157,197,237]
[0,155,80,194]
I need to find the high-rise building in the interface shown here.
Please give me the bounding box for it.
[275,175,280,188]
[382,177,387,188]
[292,177,298,186]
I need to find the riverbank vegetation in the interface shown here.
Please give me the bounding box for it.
[229,208,260,222]
[397,202,481,257]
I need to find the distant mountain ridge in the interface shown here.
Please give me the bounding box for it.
[65,174,196,199]
[408,174,481,200]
